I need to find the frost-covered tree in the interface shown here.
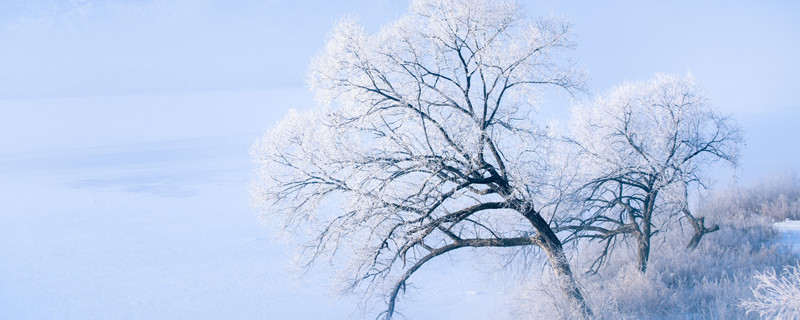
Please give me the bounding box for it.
[251,0,591,318]
[565,74,742,273]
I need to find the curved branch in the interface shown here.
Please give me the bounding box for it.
[380,235,541,319]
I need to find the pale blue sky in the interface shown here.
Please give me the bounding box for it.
[1,0,798,176]
[0,1,798,319]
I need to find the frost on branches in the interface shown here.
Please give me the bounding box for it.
[743,263,800,319]
[250,0,590,318]
[565,74,742,273]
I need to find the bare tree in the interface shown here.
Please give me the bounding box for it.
[565,74,742,273]
[251,0,591,318]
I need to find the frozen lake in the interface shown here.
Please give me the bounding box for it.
[0,92,506,319]
[775,220,800,255]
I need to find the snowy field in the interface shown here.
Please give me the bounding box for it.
[775,220,800,255]
[0,92,508,319]
[0,154,505,319]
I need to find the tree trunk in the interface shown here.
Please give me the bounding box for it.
[686,226,720,251]
[683,208,719,251]
[525,209,593,319]
[636,194,655,273]
[636,233,650,273]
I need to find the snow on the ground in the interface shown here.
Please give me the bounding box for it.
[775,220,800,255]
[0,92,505,319]
[0,143,505,319]
[4,127,798,319]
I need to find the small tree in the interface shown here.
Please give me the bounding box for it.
[565,74,742,273]
[251,0,591,318]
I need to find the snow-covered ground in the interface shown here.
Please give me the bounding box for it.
[0,144,505,319]
[775,220,800,255]
[0,92,505,319]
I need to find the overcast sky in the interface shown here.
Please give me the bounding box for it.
[1,1,798,318]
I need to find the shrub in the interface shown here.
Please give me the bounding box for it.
[515,174,800,319]
[742,264,800,319]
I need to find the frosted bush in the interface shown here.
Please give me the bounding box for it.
[742,264,800,319]
[515,175,800,319]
